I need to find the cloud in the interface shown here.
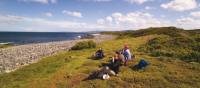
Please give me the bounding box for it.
[177,17,194,23]
[19,0,57,4]
[97,16,113,26]
[96,11,171,30]
[106,16,112,23]
[62,10,82,18]
[50,0,57,3]
[161,0,198,11]
[96,11,200,30]
[176,17,200,29]
[145,6,154,10]
[190,11,200,18]
[79,0,112,2]
[124,0,153,4]
[0,15,90,32]
[44,12,53,17]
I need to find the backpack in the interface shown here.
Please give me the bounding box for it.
[137,59,149,69]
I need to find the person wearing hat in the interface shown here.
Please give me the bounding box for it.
[122,44,132,66]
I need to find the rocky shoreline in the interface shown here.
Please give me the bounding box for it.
[0,35,115,73]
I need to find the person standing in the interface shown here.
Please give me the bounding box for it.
[122,45,132,66]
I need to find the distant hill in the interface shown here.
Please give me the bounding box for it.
[102,26,199,38]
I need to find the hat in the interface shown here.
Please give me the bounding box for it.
[102,74,110,80]
[124,44,128,49]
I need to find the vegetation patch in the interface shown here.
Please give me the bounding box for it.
[138,32,200,63]
[0,43,12,48]
[71,40,96,50]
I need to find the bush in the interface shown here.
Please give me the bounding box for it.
[192,42,200,52]
[71,40,96,50]
[81,34,94,39]
[151,50,174,57]
[0,43,12,48]
[182,51,200,63]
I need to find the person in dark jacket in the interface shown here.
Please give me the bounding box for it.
[95,48,105,59]
[110,51,124,75]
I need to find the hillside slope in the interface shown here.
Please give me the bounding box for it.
[0,34,200,88]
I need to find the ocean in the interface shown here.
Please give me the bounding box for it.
[0,32,87,45]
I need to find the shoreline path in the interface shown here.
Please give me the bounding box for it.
[0,35,115,73]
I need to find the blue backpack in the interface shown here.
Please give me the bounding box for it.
[137,59,149,69]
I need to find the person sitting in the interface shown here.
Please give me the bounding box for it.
[122,45,132,66]
[94,48,105,59]
[109,51,125,75]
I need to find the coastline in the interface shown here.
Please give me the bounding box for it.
[0,34,115,73]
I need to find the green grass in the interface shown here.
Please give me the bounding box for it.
[138,34,200,63]
[71,40,96,50]
[0,35,200,88]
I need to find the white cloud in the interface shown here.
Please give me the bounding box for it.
[177,17,194,23]
[125,0,153,4]
[96,12,200,30]
[44,12,53,17]
[97,19,105,25]
[0,14,121,32]
[19,0,57,4]
[97,11,171,30]
[0,15,91,32]
[176,17,200,29]
[190,11,200,18]
[161,0,198,11]
[97,16,113,26]
[62,10,82,18]
[145,6,155,10]
[161,15,166,18]
[106,16,112,23]
[50,0,57,4]
[79,0,111,2]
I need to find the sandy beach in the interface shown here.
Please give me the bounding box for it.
[0,34,115,73]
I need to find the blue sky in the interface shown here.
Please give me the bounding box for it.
[0,0,200,32]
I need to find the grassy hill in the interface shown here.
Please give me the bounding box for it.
[104,27,200,63]
[102,26,198,38]
[0,27,200,88]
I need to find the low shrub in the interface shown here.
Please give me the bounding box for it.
[81,34,94,39]
[71,40,96,50]
[0,43,12,48]
[151,50,174,57]
[182,51,200,63]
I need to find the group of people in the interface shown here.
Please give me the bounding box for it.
[91,45,133,80]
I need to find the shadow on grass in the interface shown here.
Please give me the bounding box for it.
[87,55,105,61]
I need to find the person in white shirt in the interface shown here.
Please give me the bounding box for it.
[122,45,132,66]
